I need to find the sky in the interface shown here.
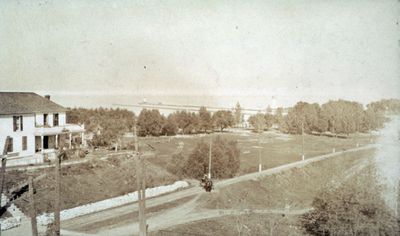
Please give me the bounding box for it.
[0,0,399,109]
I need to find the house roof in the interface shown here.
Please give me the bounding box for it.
[0,92,67,115]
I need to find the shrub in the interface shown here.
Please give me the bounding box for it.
[182,136,240,179]
[301,166,399,235]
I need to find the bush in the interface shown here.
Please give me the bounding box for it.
[301,166,399,235]
[182,136,240,179]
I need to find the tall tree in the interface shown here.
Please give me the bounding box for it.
[161,114,178,136]
[285,102,320,134]
[234,102,243,127]
[183,136,240,178]
[212,110,235,132]
[137,109,164,136]
[199,107,213,132]
[248,113,267,133]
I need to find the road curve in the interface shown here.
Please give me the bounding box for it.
[61,144,376,234]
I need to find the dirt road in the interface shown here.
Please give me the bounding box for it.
[61,144,376,235]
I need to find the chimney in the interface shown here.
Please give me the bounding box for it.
[45,95,51,100]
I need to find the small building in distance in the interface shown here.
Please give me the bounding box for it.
[0,92,85,166]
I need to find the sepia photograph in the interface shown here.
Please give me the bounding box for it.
[0,0,399,235]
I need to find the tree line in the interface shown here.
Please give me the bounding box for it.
[66,99,400,146]
[66,107,135,146]
[136,108,236,136]
[249,99,400,135]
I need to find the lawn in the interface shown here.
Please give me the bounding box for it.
[144,130,376,176]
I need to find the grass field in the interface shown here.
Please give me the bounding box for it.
[152,148,376,236]
[3,129,376,218]
[144,129,376,175]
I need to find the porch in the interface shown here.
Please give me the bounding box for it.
[34,124,86,153]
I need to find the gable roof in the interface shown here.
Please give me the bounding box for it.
[0,92,67,115]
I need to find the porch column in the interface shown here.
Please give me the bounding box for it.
[80,132,85,148]
[41,136,44,153]
[55,134,58,149]
[69,133,72,149]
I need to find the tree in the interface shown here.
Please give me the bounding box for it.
[137,109,164,136]
[301,166,399,235]
[161,114,178,136]
[66,107,135,146]
[285,102,320,134]
[212,110,234,132]
[248,113,267,132]
[234,102,243,127]
[264,113,275,129]
[170,111,200,134]
[198,107,213,132]
[182,136,240,178]
[274,107,287,132]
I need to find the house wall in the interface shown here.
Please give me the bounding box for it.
[0,114,36,156]
[59,113,66,126]
[34,112,66,127]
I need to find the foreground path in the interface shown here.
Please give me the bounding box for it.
[62,144,376,235]
[97,193,313,236]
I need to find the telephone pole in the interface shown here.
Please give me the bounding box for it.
[301,121,305,161]
[0,136,10,235]
[54,152,62,236]
[332,119,336,153]
[29,176,38,236]
[208,138,212,179]
[134,125,147,236]
[258,135,262,172]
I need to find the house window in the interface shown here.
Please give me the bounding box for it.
[13,116,23,131]
[7,137,13,153]
[53,113,59,126]
[22,136,27,151]
[43,114,48,126]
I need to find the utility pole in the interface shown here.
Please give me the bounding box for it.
[29,176,38,236]
[332,119,336,153]
[54,152,62,236]
[258,135,262,172]
[301,121,305,161]
[0,136,10,235]
[208,138,212,179]
[134,125,146,236]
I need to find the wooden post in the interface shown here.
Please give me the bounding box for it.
[141,159,146,235]
[258,135,262,172]
[134,126,139,153]
[208,138,212,179]
[29,176,38,236]
[134,125,146,236]
[136,156,146,236]
[301,121,305,161]
[54,153,61,236]
[0,136,10,235]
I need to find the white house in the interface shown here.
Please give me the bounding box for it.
[0,92,85,166]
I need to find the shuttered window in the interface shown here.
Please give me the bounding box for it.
[53,113,59,126]
[44,114,48,126]
[12,116,23,131]
[22,136,27,151]
[7,137,13,153]
[13,116,18,131]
